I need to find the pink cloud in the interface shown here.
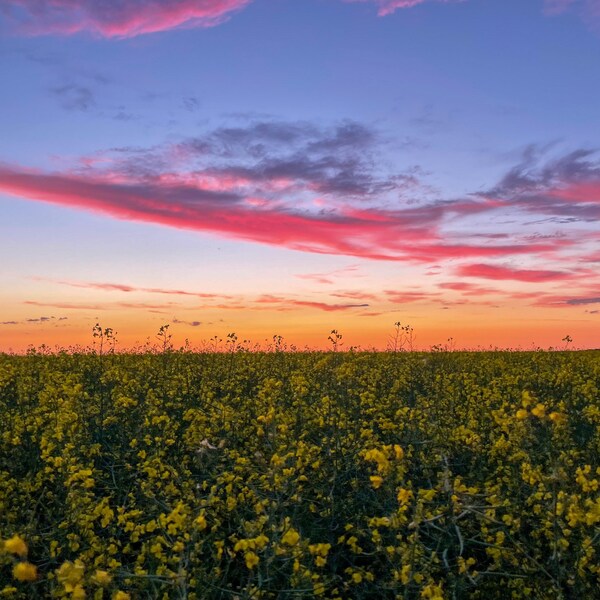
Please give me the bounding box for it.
[26,282,373,314]
[456,263,583,283]
[24,300,106,310]
[544,0,578,14]
[438,281,500,295]
[0,164,561,263]
[330,290,379,301]
[295,265,360,285]
[401,240,568,263]
[527,292,600,308]
[254,294,369,312]
[345,0,463,17]
[25,299,178,310]
[550,181,600,203]
[2,0,464,40]
[3,0,251,38]
[45,279,232,299]
[385,290,437,303]
[2,139,593,269]
[0,165,421,260]
[543,0,600,19]
[581,249,600,262]
[287,300,369,312]
[183,294,371,312]
[117,301,178,309]
[208,302,249,311]
[2,0,597,38]
[543,1,600,31]
[69,281,135,293]
[295,273,336,285]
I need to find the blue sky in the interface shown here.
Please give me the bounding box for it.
[0,0,599,350]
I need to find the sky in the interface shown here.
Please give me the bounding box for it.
[0,0,599,352]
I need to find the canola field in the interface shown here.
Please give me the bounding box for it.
[0,349,599,599]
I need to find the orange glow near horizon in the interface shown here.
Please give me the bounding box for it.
[1,0,599,353]
[2,291,598,353]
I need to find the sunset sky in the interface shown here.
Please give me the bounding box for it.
[1,0,599,351]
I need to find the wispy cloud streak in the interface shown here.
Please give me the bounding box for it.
[4,121,591,264]
[2,0,597,38]
[544,0,600,29]
[295,266,360,285]
[0,162,567,263]
[30,278,375,313]
[254,295,370,312]
[24,300,175,310]
[345,0,463,17]
[2,0,458,39]
[565,295,600,305]
[484,148,600,221]
[0,315,66,325]
[456,263,587,283]
[172,317,202,326]
[2,0,252,38]
[43,279,232,299]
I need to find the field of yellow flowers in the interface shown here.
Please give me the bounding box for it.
[0,349,599,599]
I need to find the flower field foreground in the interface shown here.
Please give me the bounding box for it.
[0,350,599,599]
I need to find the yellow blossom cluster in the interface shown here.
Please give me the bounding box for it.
[0,348,598,598]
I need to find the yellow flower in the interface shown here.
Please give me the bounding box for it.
[352,572,363,584]
[12,562,37,582]
[370,475,384,489]
[549,411,566,424]
[57,560,85,592]
[531,403,546,418]
[314,582,326,595]
[0,587,18,596]
[521,390,533,407]
[93,570,112,586]
[308,543,331,557]
[364,449,390,474]
[393,445,404,460]
[397,488,413,504]
[71,584,86,600]
[516,409,528,420]
[421,583,444,600]
[244,551,259,569]
[4,536,28,557]
[113,592,130,600]
[195,514,207,530]
[281,529,300,546]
